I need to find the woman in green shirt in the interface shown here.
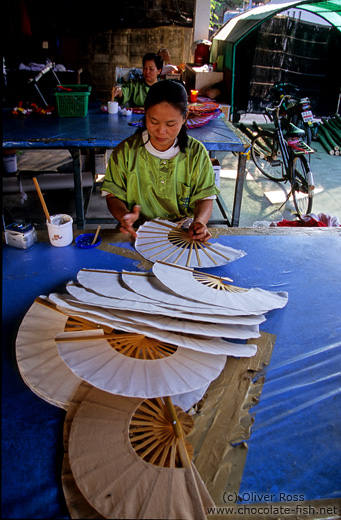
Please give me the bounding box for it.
[101,80,219,242]
[113,53,163,107]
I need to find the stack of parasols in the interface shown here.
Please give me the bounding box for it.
[15,219,288,519]
[131,101,221,128]
[186,100,221,128]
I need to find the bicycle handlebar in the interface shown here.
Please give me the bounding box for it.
[265,94,291,114]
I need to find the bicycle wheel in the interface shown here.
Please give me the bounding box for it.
[291,155,314,217]
[251,131,286,181]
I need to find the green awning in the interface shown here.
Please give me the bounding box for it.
[213,0,341,44]
[211,0,341,115]
[300,1,341,28]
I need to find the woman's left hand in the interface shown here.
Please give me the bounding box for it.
[188,220,212,242]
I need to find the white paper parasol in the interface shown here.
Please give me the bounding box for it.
[66,280,265,320]
[53,287,266,326]
[153,261,289,314]
[49,291,260,341]
[55,329,228,399]
[61,381,104,519]
[16,296,212,411]
[121,270,262,337]
[15,298,82,409]
[76,268,231,315]
[68,387,214,519]
[135,219,246,267]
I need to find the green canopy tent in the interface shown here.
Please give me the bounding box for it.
[211,0,341,120]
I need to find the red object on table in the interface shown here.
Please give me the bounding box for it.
[190,90,198,103]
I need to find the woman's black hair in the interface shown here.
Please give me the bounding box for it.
[141,80,189,152]
[142,53,163,73]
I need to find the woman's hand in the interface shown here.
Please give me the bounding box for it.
[113,87,123,99]
[188,199,213,242]
[188,220,212,242]
[106,195,140,239]
[119,205,141,238]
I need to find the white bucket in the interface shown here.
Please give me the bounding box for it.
[3,153,17,174]
[46,214,73,247]
[108,101,118,114]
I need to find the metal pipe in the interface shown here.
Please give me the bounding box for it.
[2,172,93,193]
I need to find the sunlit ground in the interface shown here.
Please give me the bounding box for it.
[264,186,324,204]
[220,169,253,180]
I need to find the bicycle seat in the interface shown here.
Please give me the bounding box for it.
[284,123,306,138]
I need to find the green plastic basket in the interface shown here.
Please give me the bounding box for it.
[53,85,91,117]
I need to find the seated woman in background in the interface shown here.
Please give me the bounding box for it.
[113,53,163,107]
[101,80,219,242]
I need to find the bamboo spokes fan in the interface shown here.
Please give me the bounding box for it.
[15,296,121,409]
[55,328,228,399]
[15,262,288,518]
[129,397,194,468]
[135,219,246,267]
[192,271,247,292]
[62,382,212,520]
[106,332,177,359]
[153,261,289,314]
[56,310,258,356]
[67,387,214,519]
[15,298,213,412]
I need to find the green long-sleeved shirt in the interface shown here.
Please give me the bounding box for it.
[101,132,220,221]
[119,79,150,107]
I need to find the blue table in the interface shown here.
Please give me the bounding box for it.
[2,105,249,228]
[2,229,340,518]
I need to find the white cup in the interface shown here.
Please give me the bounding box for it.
[108,101,118,114]
[47,214,73,247]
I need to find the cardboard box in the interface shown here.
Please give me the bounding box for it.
[219,104,231,121]
[211,158,221,187]
[185,63,223,94]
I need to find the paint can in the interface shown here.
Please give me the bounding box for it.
[46,214,73,247]
[108,101,118,114]
[2,150,17,174]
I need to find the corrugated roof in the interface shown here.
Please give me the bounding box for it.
[300,0,341,28]
[213,0,341,44]
[212,0,341,115]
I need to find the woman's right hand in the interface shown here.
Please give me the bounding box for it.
[113,86,123,99]
[119,205,141,238]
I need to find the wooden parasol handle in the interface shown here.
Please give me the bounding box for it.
[91,225,101,245]
[164,396,192,469]
[32,177,51,223]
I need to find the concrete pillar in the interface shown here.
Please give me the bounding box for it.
[193,0,211,42]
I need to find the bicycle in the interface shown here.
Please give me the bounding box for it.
[269,83,314,147]
[251,95,315,217]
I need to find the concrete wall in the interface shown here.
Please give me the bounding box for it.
[80,26,193,99]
